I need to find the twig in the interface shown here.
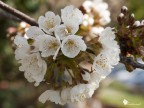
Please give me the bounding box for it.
[120,55,144,70]
[0,1,38,26]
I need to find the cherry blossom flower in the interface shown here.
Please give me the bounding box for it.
[61,5,84,24]
[18,53,47,86]
[82,0,111,26]
[93,27,120,77]
[39,90,65,105]
[61,35,87,58]
[14,35,30,60]
[26,26,45,51]
[39,34,61,59]
[70,83,98,102]
[38,11,61,34]
[54,23,79,40]
[55,5,84,40]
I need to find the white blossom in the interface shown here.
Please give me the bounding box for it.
[61,35,87,58]
[133,21,141,27]
[99,27,120,65]
[26,26,45,51]
[99,27,117,48]
[70,83,97,102]
[39,34,61,58]
[82,71,91,82]
[61,88,71,103]
[39,90,65,105]
[92,52,112,77]
[61,5,84,25]
[82,1,93,13]
[54,23,79,40]
[93,27,120,77]
[83,0,111,25]
[14,5,120,105]
[55,5,84,40]
[19,53,47,86]
[82,71,102,84]
[14,35,30,60]
[26,26,44,39]
[90,27,104,38]
[38,11,61,34]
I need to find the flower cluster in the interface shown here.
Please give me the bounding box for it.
[14,5,120,105]
[79,0,111,41]
[82,0,111,26]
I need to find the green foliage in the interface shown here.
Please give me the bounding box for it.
[128,0,144,20]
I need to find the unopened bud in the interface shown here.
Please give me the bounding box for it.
[121,6,128,14]
[117,13,124,25]
[131,13,135,18]
[129,13,135,25]
[119,13,124,18]
[133,21,140,27]
[141,20,144,25]
[126,26,130,29]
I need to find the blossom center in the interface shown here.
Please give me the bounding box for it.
[45,20,54,29]
[66,39,75,47]
[48,41,59,49]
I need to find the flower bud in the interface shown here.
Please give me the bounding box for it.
[133,21,140,27]
[121,6,128,14]
[129,13,135,25]
[117,13,124,25]
[141,20,144,25]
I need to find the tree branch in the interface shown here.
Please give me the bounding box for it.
[120,55,144,70]
[0,1,38,26]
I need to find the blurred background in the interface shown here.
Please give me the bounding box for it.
[0,0,144,108]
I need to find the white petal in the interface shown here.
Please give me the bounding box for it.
[61,35,87,58]
[90,72,102,84]
[14,35,28,47]
[15,46,30,60]
[38,11,61,34]
[82,71,91,82]
[26,26,44,39]
[92,52,112,77]
[105,49,120,66]
[82,1,93,13]
[55,23,79,40]
[61,5,84,25]
[19,53,47,85]
[55,25,69,40]
[24,72,34,83]
[70,84,95,102]
[39,35,60,57]
[92,0,111,25]
[39,90,65,105]
[61,88,71,103]
[64,21,79,35]
[14,35,30,60]
[99,27,115,41]
[90,27,104,37]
